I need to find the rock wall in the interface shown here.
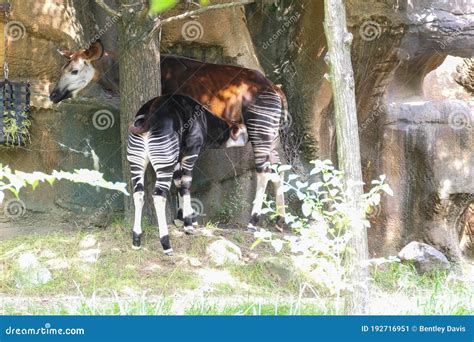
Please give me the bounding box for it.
[0,0,122,228]
[248,0,473,260]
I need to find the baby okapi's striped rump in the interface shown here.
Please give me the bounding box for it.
[126,94,236,254]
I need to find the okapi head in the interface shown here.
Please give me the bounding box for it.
[49,41,104,103]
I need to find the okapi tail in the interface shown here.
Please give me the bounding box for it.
[272,84,290,129]
[129,114,149,135]
[128,97,163,135]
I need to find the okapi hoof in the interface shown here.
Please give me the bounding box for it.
[184,226,195,235]
[163,248,174,256]
[275,216,285,232]
[132,232,142,250]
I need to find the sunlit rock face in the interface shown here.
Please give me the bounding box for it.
[249,0,473,259]
[345,0,474,259]
[0,0,122,231]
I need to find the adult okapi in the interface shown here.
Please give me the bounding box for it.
[50,41,288,246]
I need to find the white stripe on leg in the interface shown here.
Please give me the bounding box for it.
[182,193,194,233]
[132,191,145,235]
[248,172,270,230]
[153,195,173,255]
[272,173,286,231]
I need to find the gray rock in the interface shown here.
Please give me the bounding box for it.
[188,257,202,267]
[398,241,449,274]
[78,248,101,263]
[45,258,69,270]
[79,234,97,249]
[15,252,52,288]
[206,239,242,266]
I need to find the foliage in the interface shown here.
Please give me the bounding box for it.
[212,180,248,223]
[2,111,31,146]
[0,165,129,205]
[253,160,393,313]
[149,0,209,15]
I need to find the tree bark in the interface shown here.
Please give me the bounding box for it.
[323,0,369,314]
[117,3,161,223]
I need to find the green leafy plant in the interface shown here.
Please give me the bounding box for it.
[252,160,393,313]
[0,164,129,205]
[149,0,209,15]
[2,110,31,146]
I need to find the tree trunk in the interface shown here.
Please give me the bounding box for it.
[117,4,161,223]
[323,0,369,314]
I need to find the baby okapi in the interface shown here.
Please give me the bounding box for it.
[128,94,286,254]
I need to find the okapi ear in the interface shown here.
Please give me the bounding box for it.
[83,40,104,61]
[57,49,74,59]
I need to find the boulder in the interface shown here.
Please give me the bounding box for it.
[188,257,202,267]
[206,239,242,266]
[15,252,52,288]
[398,241,449,274]
[78,248,101,263]
[79,234,97,249]
[45,258,69,270]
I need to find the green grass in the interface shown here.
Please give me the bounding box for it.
[0,296,324,315]
[1,223,473,315]
[370,262,474,315]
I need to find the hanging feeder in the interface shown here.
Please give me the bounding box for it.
[0,1,31,147]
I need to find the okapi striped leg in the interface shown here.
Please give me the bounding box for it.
[247,172,270,231]
[152,170,175,256]
[272,172,286,232]
[148,131,180,255]
[173,165,184,227]
[127,133,150,250]
[180,154,200,234]
[173,164,198,228]
[153,194,173,256]
[245,90,284,232]
[132,190,145,249]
